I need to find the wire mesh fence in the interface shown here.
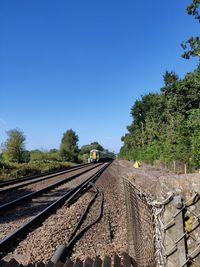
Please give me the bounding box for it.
[123,178,200,267]
[123,178,157,267]
[151,160,197,174]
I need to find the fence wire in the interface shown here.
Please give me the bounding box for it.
[123,178,164,267]
[123,178,200,267]
[152,160,196,174]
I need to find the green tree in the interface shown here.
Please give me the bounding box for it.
[30,149,60,162]
[119,65,200,169]
[79,141,104,162]
[60,129,79,162]
[162,71,179,87]
[187,109,200,167]
[187,0,200,20]
[22,150,31,163]
[30,149,45,161]
[0,153,3,163]
[3,129,26,163]
[182,0,200,58]
[47,149,60,161]
[80,142,103,155]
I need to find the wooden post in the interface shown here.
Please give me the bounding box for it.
[141,122,144,147]
[184,164,187,174]
[173,160,176,172]
[173,197,188,266]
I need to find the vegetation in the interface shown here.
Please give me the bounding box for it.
[30,149,60,162]
[0,128,109,180]
[120,1,200,169]
[119,66,200,169]
[2,129,26,163]
[0,129,75,179]
[0,161,74,180]
[60,129,79,162]
[79,142,104,162]
[182,0,200,58]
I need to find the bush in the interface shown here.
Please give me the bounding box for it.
[0,160,75,180]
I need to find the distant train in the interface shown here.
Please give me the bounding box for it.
[89,149,115,163]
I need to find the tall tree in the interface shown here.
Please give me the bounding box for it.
[119,65,200,168]
[3,129,26,163]
[163,71,179,87]
[181,0,200,58]
[60,129,79,162]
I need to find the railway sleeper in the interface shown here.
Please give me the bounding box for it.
[0,164,99,194]
[0,163,110,257]
[0,164,102,214]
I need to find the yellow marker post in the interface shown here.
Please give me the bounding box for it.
[133,161,139,168]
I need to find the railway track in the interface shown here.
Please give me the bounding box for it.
[0,163,93,193]
[0,162,111,258]
[0,163,103,239]
[50,182,105,264]
[0,164,99,205]
[0,163,101,214]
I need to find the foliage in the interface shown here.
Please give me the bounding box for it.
[187,109,200,166]
[79,142,104,162]
[119,66,200,169]
[22,150,31,163]
[0,160,74,180]
[0,127,111,179]
[2,129,26,163]
[30,149,60,162]
[187,0,200,21]
[60,129,79,162]
[181,37,200,59]
[30,150,44,161]
[163,71,179,87]
[80,142,103,155]
[182,0,200,58]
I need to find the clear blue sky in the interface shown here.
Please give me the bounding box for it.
[0,0,199,153]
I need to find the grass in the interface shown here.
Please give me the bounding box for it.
[0,160,76,181]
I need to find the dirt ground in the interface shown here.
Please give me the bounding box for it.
[116,160,200,201]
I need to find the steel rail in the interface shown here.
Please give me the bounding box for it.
[0,162,111,256]
[0,163,91,188]
[50,185,103,264]
[0,163,94,194]
[0,163,102,214]
[66,187,104,250]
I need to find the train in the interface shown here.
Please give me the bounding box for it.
[88,149,115,163]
